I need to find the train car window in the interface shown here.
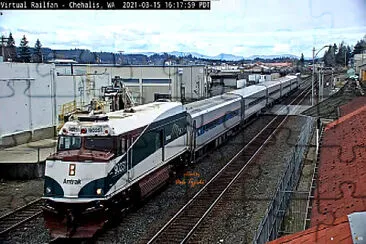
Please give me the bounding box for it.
[132,131,161,166]
[155,132,162,150]
[58,136,81,151]
[132,134,139,143]
[116,136,123,155]
[165,117,186,144]
[248,96,265,107]
[85,137,114,152]
[269,89,280,96]
[121,137,126,153]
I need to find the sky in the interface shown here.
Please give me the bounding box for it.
[0,0,365,58]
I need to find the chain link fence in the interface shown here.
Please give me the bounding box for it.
[253,116,315,244]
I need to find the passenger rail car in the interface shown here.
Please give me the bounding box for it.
[42,75,300,238]
[258,80,282,106]
[228,85,267,120]
[185,93,242,153]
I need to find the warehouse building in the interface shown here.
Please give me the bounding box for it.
[0,62,209,147]
[55,64,209,104]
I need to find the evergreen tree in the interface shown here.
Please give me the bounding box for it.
[335,41,347,66]
[353,37,366,56]
[299,53,305,66]
[333,43,338,55]
[323,46,336,67]
[32,39,43,63]
[19,35,31,62]
[6,32,17,61]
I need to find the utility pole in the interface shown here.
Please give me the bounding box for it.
[345,51,347,69]
[318,67,321,102]
[311,45,331,106]
[312,47,315,106]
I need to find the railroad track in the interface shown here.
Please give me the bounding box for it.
[0,198,44,239]
[144,82,312,244]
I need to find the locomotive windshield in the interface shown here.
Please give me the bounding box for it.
[58,136,82,151]
[84,137,114,152]
[57,136,114,152]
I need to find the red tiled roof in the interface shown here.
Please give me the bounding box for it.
[339,97,366,117]
[267,216,352,244]
[324,105,366,132]
[268,101,366,244]
[311,105,366,227]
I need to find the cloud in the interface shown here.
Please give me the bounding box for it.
[1,0,365,57]
[17,28,48,35]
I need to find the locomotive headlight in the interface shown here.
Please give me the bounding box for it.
[96,188,103,195]
[46,187,52,194]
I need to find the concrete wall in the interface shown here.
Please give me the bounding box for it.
[354,53,366,73]
[0,63,56,147]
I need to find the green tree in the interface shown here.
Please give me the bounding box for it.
[299,53,305,66]
[6,32,17,61]
[333,43,338,55]
[323,46,336,67]
[19,35,31,62]
[353,36,366,56]
[336,41,347,66]
[32,39,43,63]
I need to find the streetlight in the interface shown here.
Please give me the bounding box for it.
[311,45,331,106]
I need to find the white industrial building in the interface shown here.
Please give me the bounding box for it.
[354,53,366,81]
[0,63,209,147]
[55,64,208,104]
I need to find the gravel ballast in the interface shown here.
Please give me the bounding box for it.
[0,115,312,244]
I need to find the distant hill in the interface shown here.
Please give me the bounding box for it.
[11,47,302,64]
[247,54,299,60]
[128,51,300,61]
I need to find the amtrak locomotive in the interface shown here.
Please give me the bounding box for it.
[42,75,299,238]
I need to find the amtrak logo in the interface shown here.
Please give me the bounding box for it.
[172,123,185,138]
[63,178,81,185]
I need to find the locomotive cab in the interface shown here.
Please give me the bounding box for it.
[44,119,116,202]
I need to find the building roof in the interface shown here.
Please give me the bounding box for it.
[268,100,366,244]
[266,62,293,67]
[311,105,366,227]
[268,215,352,244]
[48,59,78,64]
[339,97,366,117]
[55,63,205,68]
